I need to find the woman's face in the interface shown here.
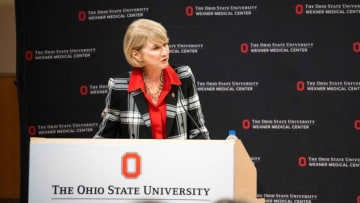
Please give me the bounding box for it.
[135,39,170,70]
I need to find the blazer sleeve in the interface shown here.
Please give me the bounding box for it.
[93,78,121,138]
[185,67,210,139]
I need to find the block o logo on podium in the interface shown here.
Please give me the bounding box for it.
[122,153,141,179]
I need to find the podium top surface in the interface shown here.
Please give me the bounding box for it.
[30,137,237,145]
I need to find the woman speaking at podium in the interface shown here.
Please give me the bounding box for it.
[94,19,210,139]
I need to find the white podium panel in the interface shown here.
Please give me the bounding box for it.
[29,138,263,203]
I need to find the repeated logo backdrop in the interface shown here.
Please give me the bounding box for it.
[16,0,360,202]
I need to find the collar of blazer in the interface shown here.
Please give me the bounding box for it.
[127,65,183,138]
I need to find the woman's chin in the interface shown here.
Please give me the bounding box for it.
[160,63,169,69]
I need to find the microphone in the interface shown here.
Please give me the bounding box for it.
[177,86,209,139]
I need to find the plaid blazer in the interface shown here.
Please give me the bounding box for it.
[94,65,210,139]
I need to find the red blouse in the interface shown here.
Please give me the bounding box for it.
[127,65,182,139]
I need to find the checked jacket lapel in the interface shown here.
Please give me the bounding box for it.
[166,85,181,138]
[131,90,153,139]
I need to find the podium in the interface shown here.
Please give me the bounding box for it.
[29,138,264,203]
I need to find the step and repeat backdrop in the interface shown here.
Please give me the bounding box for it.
[16,0,360,202]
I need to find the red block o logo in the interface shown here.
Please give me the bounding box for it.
[25,50,33,61]
[122,153,141,179]
[240,43,249,53]
[242,119,251,130]
[355,120,360,130]
[186,6,194,16]
[297,81,305,92]
[353,42,360,53]
[78,11,87,21]
[357,195,360,203]
[80,85,88,95]
[298,157,307,167]
[28,126,36,136]
[295,4,304,15]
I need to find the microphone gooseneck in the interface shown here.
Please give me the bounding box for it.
[177,86,208,139]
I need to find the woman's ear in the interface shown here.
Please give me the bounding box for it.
[131,50,143,62]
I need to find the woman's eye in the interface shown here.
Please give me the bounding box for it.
[153,46,160,50]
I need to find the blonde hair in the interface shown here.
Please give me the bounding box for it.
[123,19,169,67]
